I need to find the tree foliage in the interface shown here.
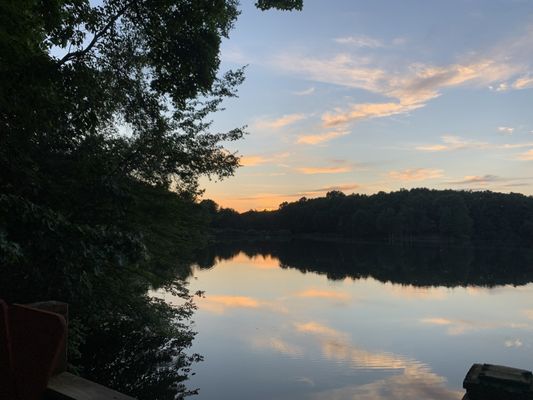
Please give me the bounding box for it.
[0,0,302,397]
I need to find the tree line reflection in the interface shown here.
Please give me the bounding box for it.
[194,239,533,287]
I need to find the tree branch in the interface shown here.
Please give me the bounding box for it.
[58,1,135,66]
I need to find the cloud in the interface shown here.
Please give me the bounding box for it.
[274,31,527,127]
[323,101,424,127]
[504,339,523,348]
[417,136,533,153]
[490,82,509,92]
[297,129,349,144]
[415,135,489,152]
[498,126,514,135]
[292,87,315,96]
[240,152,290,167]
[334,35,384,48]
[254,113,307,130]
[296,166,351,174]
[240,155,270,166]
[295,289,351,302]
[513,75,533,89]
[446,175,502,185]
[518,149,533,160]
[388,168,444,182]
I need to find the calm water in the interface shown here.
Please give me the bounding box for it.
[166,240,533,399]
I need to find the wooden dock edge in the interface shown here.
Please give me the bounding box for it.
[43,372,135,400]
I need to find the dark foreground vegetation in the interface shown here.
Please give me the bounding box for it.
[205,189,533,243]
[0,0,301,398]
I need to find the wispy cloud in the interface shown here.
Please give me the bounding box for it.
[240,152,290,167]
[513,75,533,89]
[415,135,533,152]
[254,113,307,130]
[415,136,488,152]
[240,155,269,166]
[296,129,349,145]
[504,339,523,348]
[292,87,315,96]
[323,101,424,127]
[334,35,384,48]
[518,149,533,160]
[446,175,502,185]
[296,166,351,175]
[498,126,514,135]
[274,26,529,127]
[388,168,444,182]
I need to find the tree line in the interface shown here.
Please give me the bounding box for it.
[203,189,533,242]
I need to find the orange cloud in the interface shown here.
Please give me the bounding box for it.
[417,136,533,153]
[513,75,533,89]
[296,130,349,144]
[239,152,290,167]
[388,168,444,182]
[323,101,424,127]
[518,149,533,160]
[416,135,489,152]
[296,166,351,174]
[254,113,306,130]
[276,44,524,128]
[240,155,269,166]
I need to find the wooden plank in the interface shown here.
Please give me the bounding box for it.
[44,372,135,400]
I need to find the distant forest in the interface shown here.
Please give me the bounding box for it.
[202,189,533,242]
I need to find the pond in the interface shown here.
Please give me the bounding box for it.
[164,239,533,400]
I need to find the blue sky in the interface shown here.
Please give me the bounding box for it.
[201,0,533,211]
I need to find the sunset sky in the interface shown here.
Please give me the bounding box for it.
[201,0,533,211]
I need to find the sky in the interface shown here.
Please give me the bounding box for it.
[201,0,533,211]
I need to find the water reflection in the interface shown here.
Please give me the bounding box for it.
[180,240,533,399]
[196,239,533,286]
